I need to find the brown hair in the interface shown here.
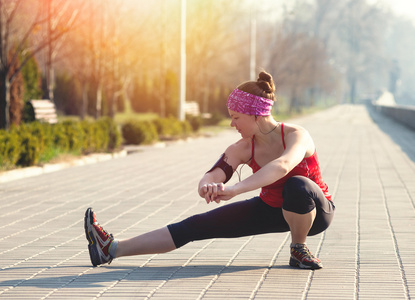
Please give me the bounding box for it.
[237,71,276,101]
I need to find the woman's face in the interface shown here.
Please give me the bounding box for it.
[228,109,256,138]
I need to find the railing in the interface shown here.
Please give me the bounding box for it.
[371,101,415,131]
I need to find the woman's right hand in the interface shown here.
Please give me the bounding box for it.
[200,182,225,204]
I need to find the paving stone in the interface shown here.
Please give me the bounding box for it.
[1,104,414,299]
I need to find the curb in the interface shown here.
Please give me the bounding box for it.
[0,132,219,184]
[0,150,127,184]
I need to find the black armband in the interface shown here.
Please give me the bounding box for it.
[206,153,234,184]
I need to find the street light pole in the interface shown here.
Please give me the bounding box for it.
[250,8,256,81]
[179,0,186,121]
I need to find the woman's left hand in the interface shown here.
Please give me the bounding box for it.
[201,182,225,204]
[217,185,238,201]
[201,183,238,204]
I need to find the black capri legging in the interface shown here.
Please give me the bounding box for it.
[167,176,335,248]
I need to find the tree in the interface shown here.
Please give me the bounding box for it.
[385,18,415,105]
[310,0,387,103]
[43,0,78,104]
[21,51,42,102]
[54,72,82,115]
[263,24,336,112]
[186,0,242,113]
[0,0,80,129]
[8,51,24,125]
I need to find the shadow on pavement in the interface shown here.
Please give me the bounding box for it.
[0,264,296,289]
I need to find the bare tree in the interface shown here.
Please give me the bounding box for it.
[70,0,156,119]
[309,0,387,103]
[186,0,243,113]
[262,17,336,113]
[0,0,80,129]
[44,0,78,104]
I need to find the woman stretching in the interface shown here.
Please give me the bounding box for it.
[84,71,335,270]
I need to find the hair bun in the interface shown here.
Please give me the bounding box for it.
[257,71,275,94]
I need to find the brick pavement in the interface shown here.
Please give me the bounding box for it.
[0,104,414,299]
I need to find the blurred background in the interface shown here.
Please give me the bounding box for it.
[0,0,414,129]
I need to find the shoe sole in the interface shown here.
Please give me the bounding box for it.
[84,208,100,267]
[289,257,323,270]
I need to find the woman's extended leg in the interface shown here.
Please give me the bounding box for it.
[166,197,290,248]
[85,197,290,266]
[84,208,175,266]
[115,227,175,257]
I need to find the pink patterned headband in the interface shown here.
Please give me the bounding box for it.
[227,89,274,116]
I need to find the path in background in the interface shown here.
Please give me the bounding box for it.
[0,104,414,299]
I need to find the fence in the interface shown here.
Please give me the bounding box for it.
[370,101,415,131]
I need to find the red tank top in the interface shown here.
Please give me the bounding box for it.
[248,123,332,207]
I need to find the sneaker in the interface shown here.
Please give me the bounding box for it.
[84,207,115,266]
[289,243,323,270]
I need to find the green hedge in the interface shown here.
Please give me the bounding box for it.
[0,117,122,170]
[122,120,158,145]
[0,129,21,168]
[0,114,211,171]
[122,117,194,145]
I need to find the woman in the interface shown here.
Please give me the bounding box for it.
[85,71,335,270]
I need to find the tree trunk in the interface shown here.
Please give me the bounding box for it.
[47,66,55,103]
[109,92,116,119]
[0,74,11,129]
[95,82,102,119]
[81,83,88,120]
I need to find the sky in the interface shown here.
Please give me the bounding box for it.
[381,0,415,24]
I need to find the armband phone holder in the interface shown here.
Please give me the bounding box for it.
[206,153,233,184]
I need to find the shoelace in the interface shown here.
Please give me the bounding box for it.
[293,245,314,260]
[93,222,114,264]
[94,222,112,239]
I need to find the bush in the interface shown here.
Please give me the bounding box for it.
[186,115,202,132]
[94,120,109,152]
[152,118,171,137]
[203,112,224,126]
[0,129,21,169]
[152,117,186,138]
[167,117,184,137]
[27,122,50,154]
[122,120,158,145]
[98,117,122,151]
[52,123,70,152]
[16,126,41,166]
[61,120,83,153]
[0,112,216,169]
[181,120,193,136]
[0,117,123,170]
[80,120,107,153]
[22,122,55,163]
[80,120,97,153]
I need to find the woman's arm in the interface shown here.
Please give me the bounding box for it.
[218,128,313,200]
[198,139,250,203]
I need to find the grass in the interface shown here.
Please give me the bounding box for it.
[38,147,81,165]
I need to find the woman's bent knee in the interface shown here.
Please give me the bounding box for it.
[282,176,316,214]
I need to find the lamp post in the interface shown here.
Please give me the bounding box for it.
[250,8,256,81]
[179,0,186,121]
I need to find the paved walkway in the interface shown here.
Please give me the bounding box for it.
[0,104,414,299]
